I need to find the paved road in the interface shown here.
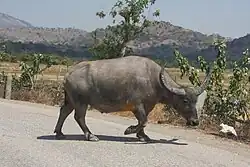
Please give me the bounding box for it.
[0,99,250,167]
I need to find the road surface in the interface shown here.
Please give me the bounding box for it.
[0,99,250,167]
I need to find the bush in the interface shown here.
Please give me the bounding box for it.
[12,53,56,90]
[174,40,250,127]
[11,80,64,106]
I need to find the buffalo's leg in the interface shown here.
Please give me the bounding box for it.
[124,104,148,138]
[74,102,99,141]
[54,102,74,139]
[136,103,154,142]
[135,126,151,142]
[133,110,151,142]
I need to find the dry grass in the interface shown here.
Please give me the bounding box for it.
[0,62,68,76]
[10,80,64,106]
[0,62,233,85]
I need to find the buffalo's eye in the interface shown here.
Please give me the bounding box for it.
[183,99,189,103]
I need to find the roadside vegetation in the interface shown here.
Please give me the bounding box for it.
[0,0,249,143]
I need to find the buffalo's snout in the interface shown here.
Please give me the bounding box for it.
[186,119,199,126]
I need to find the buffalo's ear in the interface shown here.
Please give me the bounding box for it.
[195,90,207,119]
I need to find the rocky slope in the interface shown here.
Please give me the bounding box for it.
[0,13,33,28]
[0,20,226,47]
[186,34,250,61]
[1,13,249,64]
[0,27,88,45]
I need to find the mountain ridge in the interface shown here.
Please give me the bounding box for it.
[0,12,249,65]
[0,13,33,28]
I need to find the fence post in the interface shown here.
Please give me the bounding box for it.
[3,74,12,99]
[57,65,62,81]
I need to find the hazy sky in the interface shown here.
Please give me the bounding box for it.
[0,0,249,38]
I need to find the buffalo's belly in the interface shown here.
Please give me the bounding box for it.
[88,91,159,113]
[90,102,136,113]
[88,91,140,113]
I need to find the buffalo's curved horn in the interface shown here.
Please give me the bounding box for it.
[159,64,186,96]
[195,66,213,95]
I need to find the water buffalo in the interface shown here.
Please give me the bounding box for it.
[53,56,211,142]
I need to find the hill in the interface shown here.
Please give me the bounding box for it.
[0,20,227,47]
[185,34,250,62]
[0,18,229,62]
[0,27,88,45]
[0,13,33,28]
[1,13,249,66]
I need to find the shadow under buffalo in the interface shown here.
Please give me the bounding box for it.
[37,134,188,145]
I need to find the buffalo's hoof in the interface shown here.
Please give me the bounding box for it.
[86,134,99,142]
[55,132,66,140]
[124,125,137,135]
[136,133,151,142]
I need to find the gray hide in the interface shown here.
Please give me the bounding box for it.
[54,56,212,142]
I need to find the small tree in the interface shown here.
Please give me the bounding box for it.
[13,53,56,90]
[175,40,250,126]
[89,0,160,59]
[0,45,9,62]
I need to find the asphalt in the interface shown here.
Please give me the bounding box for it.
[0,99,250,167]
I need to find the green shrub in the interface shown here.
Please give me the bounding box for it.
[12,53,55,90]
[175,40,250,126]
